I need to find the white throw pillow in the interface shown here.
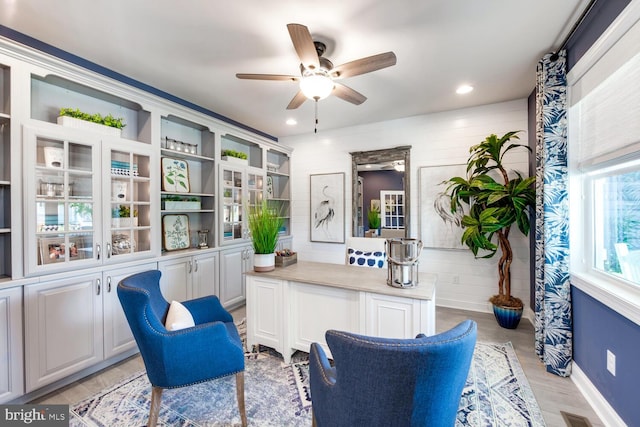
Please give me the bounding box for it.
[165,300,195,331]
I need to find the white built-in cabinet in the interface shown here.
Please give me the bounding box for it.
[0,40,294,402]
[158,251,218,303]
[0,285,23,403]
[24,273,103,392]
[24,262,154,392]
[22,123,156,276]
[219,245,254,308]
[219,164,265,245]
[0,62,14,282]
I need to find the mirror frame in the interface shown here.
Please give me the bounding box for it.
[350,146,411,238]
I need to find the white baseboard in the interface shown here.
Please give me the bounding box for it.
[436,300,535,326]
[571,363,627,427]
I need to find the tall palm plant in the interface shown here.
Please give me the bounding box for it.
[443,131,536,308]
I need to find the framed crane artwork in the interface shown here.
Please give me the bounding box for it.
[418,165,467,249]
[310,172,345,243]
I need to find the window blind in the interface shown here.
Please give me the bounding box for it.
[569,8,640,167]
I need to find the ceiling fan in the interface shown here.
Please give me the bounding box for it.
[236,23,397,110]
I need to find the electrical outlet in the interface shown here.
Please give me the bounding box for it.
[452,275,460,284]
[607,349,616,376]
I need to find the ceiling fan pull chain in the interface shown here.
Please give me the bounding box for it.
[314,99,319,133]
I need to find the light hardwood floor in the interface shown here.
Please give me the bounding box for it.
[32,306,603,427]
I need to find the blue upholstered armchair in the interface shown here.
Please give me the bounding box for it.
[309,320,477,427]
[117,270,247,427]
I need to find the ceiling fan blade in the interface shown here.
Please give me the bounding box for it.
[236,73,299,81]
[333,83,367,105]
[286,90,307,110]
[331,52,397,79]
[287,23,320,70]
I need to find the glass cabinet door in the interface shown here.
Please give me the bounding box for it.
[25,126,101,274]
[247,171,264,208]
[221,166,245,243]
[105,143,152,261]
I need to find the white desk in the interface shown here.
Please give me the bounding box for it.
[245,261,436,363]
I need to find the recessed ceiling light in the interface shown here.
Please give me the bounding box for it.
[456,85,474,94]
[286,118,297,126]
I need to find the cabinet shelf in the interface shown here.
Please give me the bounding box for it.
[111,174,151,182]
[160,148,214,163]
[267,170,289,178]
[161,191,214,197]
[0,228,10,233]
[0,180,9,186]
[0,113,9,122]
[111,225,151,231]
[161,209,215,214]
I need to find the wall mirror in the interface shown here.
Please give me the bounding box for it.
[351,146,411,238]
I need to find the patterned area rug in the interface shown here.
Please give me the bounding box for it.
[70,323,545,426]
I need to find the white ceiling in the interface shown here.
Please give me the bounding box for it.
[0,0,589,139]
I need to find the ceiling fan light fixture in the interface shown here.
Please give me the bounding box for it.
[456,84,474,94]
[300,71,334,100]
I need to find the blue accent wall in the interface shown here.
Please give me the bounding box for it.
[359,170,403,230]
[572,287,640,426]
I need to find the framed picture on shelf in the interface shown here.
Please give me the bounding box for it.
[310,172,345,243]
[38,236,86,265]
[161,157,190,193]
[162,214,190,251]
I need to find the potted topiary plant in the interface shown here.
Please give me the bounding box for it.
[247,200,283,272]
[442,131,536,328]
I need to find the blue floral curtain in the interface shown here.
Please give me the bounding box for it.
[534,50,572,377]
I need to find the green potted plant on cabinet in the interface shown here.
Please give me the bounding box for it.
[442,131,536,328]
[112,205,139,228]
[221,149,248,165]
[247,200,283,272]
[58,107,126,136]
[367,207,381,236]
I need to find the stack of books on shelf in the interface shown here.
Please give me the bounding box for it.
[111,160,139,176]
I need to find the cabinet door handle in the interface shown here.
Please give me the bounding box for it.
[107,243,112,259]
[194,260,199,272]
[96,278,101,295]
[96,244,101,260]
[188,261,193,274]
[107,276,112,293]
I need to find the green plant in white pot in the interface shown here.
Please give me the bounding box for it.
[442,131,536,329]
[248,200,283,272]
[367,208,381,236]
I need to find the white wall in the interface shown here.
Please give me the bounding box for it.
[280,99,532,314]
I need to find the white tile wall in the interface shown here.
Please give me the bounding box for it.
[280,99,531,314]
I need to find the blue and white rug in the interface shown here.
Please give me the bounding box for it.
[70,342,545,427]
